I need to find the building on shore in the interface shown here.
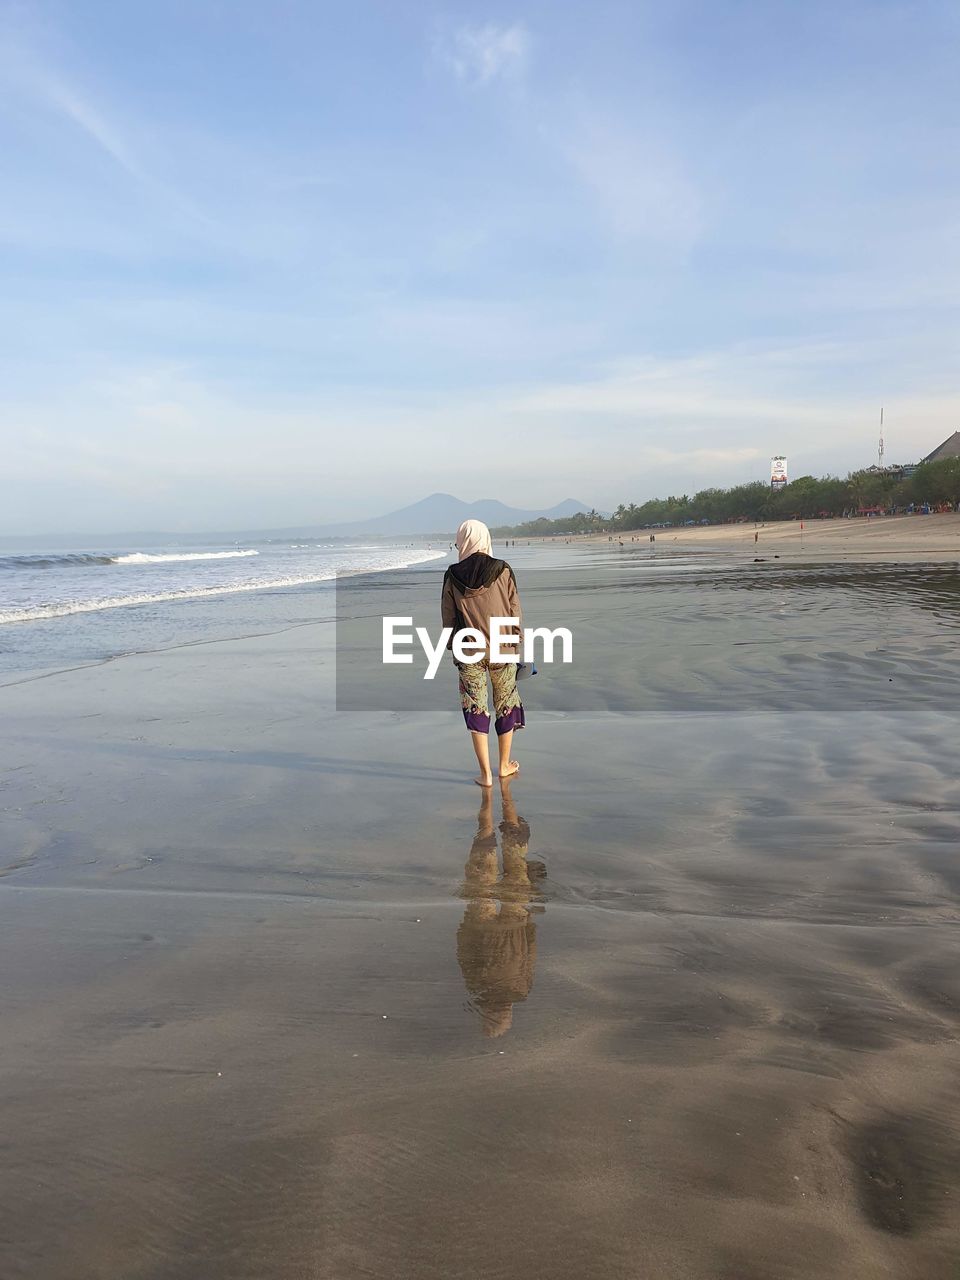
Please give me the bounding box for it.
[863,431,960,483]
[862,462,913,482]
[921,430,960,464]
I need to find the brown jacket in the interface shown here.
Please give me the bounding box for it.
[441,554,522,656]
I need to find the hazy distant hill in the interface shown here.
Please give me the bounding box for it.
[311,493,592,537]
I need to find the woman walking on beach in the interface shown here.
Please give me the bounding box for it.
[442,519,525,786]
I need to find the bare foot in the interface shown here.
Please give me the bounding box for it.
[499,760,520,779]
[474,774,494,787]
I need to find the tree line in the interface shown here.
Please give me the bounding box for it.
[493,457,960,537]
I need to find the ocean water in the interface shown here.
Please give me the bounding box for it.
[0,539,447,677]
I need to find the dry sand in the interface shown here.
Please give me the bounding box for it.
[1,545,959,1279]
[545,510,960,563]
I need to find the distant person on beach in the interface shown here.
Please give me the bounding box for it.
[442,519,524,787]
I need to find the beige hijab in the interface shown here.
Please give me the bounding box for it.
[455,519,493,560]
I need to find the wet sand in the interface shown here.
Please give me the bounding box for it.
[1,547,959,1278]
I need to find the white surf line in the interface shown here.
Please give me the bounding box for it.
[0,550,448,625]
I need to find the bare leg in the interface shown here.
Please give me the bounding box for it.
[470,731,493,787]
[498,729,519,779]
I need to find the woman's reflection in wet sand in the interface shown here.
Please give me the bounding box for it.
[457,780,546,1038]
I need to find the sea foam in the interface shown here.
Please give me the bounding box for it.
[0,550,446,625]
[114,550,259,565]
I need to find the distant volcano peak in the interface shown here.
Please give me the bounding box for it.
[311,494,593,537]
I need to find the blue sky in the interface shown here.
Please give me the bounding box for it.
[1,0,958,532]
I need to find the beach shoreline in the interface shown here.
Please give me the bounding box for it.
[522,510,960,563]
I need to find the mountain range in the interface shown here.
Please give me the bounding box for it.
[306,493,592,537]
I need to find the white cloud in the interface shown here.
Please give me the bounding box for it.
[5,344,958,531]
[33,73,146,183]
[0,34,213,229]
[644,446,763,466]
[434,21,700,248]
[554,110,702,247]
[502,341,960,476]
[439,23,529,87]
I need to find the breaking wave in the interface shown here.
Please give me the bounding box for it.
[113,550,259,565]
[0,549,259,570]
[0,550,446,625]
[0,552,115,570]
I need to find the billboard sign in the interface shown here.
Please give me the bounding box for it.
[771,456,788,491]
